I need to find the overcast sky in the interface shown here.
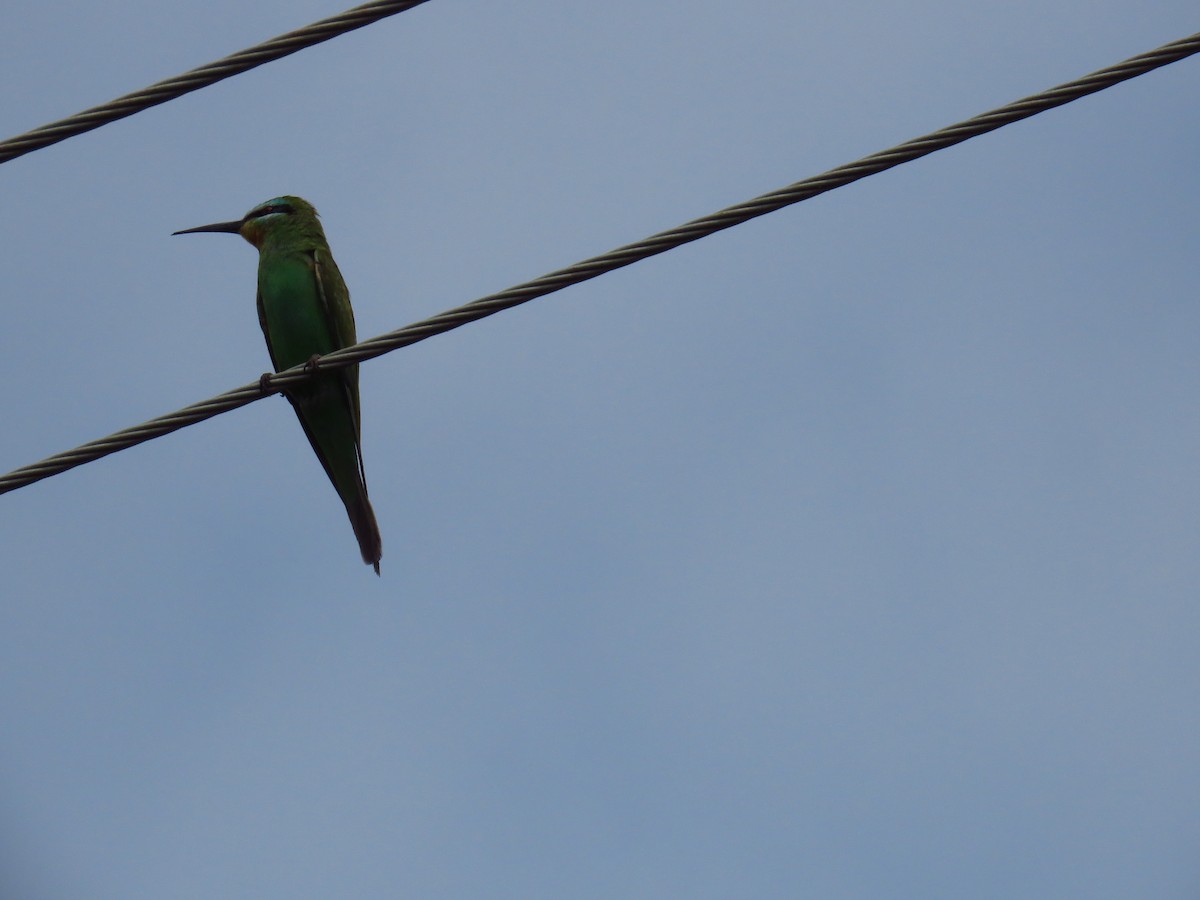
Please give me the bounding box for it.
[2,2,1199,897]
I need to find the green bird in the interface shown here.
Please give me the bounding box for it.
[174,196,382,574]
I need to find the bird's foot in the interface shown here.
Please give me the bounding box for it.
[258,372,275,395]
[304,354,322,373]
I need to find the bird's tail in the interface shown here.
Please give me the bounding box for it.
[289,377,383,575]
[345,485,383,576]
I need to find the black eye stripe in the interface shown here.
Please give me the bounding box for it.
[249,202,294,219]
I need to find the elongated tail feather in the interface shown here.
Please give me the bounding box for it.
[288,375,382,574]
[346,483,383,575]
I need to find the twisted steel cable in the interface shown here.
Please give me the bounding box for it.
[0,0,431,165]
[2,30,1198,495]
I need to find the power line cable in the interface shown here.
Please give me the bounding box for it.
[2,30,1198,496]
[0,0,431,165]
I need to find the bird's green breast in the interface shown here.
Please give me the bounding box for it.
[257,252,336,371]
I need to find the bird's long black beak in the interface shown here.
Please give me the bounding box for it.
[172,219,243,236]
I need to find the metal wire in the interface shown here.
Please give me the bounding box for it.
[0,0,431,165]
[2,30,1198,495]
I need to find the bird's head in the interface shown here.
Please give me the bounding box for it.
[173,195,321,250]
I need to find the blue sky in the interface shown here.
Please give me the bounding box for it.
[2,2,1199,897]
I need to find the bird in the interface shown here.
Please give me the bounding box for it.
[174,196,382,574]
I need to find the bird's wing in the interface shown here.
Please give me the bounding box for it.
[311,248,357,353]
[311,247,363,441]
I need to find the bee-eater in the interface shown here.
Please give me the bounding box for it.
[174,196,382,574]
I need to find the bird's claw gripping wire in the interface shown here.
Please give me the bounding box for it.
[259,354,320,397]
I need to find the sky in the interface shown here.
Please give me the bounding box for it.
[1,2,1199,897]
